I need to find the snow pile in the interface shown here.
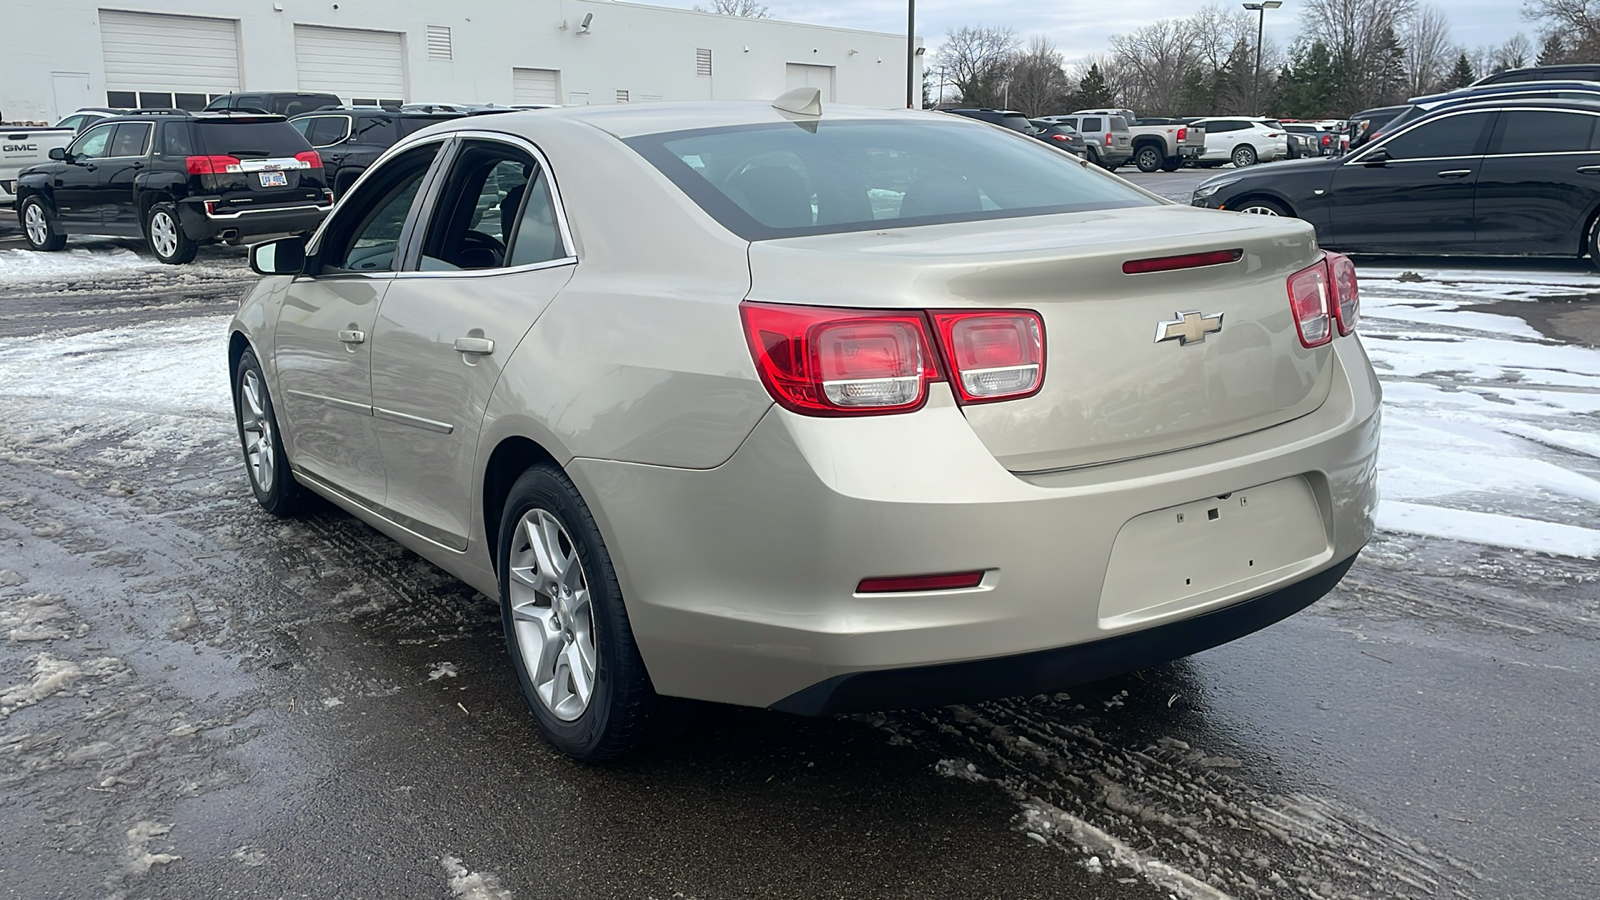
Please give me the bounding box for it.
[1360,269,1600,557]
[442,855,513,900]
[0,247,160,283]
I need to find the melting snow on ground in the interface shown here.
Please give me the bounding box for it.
[0,246,163,283]
[1360,265,1600,557]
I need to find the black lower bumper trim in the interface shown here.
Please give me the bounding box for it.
[771,553,1358,717]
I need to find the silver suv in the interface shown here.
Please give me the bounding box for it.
[1036,113,1134,170]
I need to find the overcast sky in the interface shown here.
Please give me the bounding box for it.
[648,1,1536,62]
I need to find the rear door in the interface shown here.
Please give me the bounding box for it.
[96,121,151,232]
[368,135,576,548]
[1473,107,1600,253]
[1328,110,1495,252]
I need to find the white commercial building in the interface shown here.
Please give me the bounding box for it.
[2,0,921,123]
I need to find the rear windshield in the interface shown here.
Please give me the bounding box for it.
[196,121,312,158]
[625,119,1156,241]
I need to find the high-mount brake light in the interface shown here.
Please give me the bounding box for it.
[1327,252,1360,335]
[294,150,322,168]
[1287,258,1334,347]
[857,572,986,593]
[930,311,1045,403]
[1122,249,1242,275]
[185,154,242,175]
[740,302,941,416]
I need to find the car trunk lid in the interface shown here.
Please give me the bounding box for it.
[195,120,326,207]
[746,205,1333,473]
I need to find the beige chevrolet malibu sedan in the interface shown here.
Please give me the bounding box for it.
[230,92,1380,760]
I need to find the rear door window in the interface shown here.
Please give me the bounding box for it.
[108,123,151,157]
[1491,110,1598,154]
[1379,112,1494,159]
[415,140,569,271]
[305,116,351,147]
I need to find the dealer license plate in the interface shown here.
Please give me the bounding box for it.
[258,172,287,187]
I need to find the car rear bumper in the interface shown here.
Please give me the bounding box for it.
[570,337,1381,711]
[178,196,332,241]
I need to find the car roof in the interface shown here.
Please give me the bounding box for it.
[545,101,952,139]
[97,109,289,125]
[1408,95,1600,123]
[1410,80,1600,105]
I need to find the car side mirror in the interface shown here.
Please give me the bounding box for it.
[250,236,307,276]
[1362,148,1391,166]
[49,147,67,161]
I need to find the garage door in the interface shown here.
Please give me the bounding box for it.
[512,68,561,105]
[295,25,406,102]
[785,64,835,102]
[100,10,240,96]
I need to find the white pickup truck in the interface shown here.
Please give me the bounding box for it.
[2,110,120,207]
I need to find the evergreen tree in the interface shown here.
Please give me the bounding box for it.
[1279,41,1340,118]
[1538,32,1570,66]
[1076,64,1116,109]
[1446,52,1475,89]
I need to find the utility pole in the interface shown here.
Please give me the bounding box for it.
[906,0,916,108]
[1242,1,1282,115]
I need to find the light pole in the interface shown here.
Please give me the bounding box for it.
[1242,1,1282,115]
[906,0,916,108]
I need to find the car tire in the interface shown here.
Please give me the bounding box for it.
[147,201,198,264]
[19,196,67,251]
[233,348,306,517]
[1235,197,1291,217]
[1160,157,1182,172]
[1134,146,1164,173]
[1587,215,1600,270]
[1232,145,1258,168]
[497,464,677,761]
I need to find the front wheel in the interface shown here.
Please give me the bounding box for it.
[147,201,197,264]
[498,464,676,760]
[233,348,305,516]
[1236,197,1290,217]
[19,197,67,251]
[1134,146,1164,173]
[1232,145,1258,168]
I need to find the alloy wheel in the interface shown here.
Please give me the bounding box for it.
[508,508,597,721]
[150,211,179,259]
[24,203,49,246]
[1240,204,1281,216]
[238,369,275,493]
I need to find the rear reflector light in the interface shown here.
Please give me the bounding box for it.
[1287,259,1334,347]
[295,150,322,168]
[1327,252,1360,335]
[1122,249,1242,275]
[930,311,1045,403]
[1177,127,1187,141]
[857,571,985,593]
[740,302,940,415]
[186,154,242,175]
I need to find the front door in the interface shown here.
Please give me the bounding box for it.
[272,141,445,507]
[1473,107,1600,254]
[52,122,113,227]
[1328,110,1496,252]
[370,137,575,549]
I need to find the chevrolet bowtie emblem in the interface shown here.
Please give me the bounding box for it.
[1155,310,1224,346]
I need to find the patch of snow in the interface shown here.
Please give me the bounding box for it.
[1378,502,1600,557]
[0,652,124,716]
[0,247,161,283]
[0,593,86,642]
[442,855,513,900]
[429,662,459,681]
[124,820,180,874]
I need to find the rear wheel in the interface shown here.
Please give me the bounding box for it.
[1134,145,1164,173]
[147,201,197,264]
[1586,214,1600,271]
[498,464,676,760]
[19,197,66,251]
[1232,145,1258,168]
[1236,197,1290,217]
[1160,157,1182,172]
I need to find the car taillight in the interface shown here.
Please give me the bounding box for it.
[1104,132,1113,146]
[185,155,242,175]
[740,302,941,415]
[930,311,1044,403]
[1327,252,1359,335]
[295,150,322,168]
[1287,258,1334,347]
[1177,127,1187,141]
[1051,134,1069,141]
[1321,134,1332,146]
[1266,132,1281,138]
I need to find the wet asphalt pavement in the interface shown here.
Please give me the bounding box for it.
[1,183,1597,900]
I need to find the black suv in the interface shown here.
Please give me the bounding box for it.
[15,110,331,264]
[205,92,344,117]
[288,106,462,197]
[1474,63,1600,85]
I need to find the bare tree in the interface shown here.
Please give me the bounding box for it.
[1523,1,1600,55]
[1007,37,1073,116]
[693,0,771,17]
[1300,0,1417,107]
[1491,32,1536,70]
[935,25,1020,108]
[1110,18,1198,114]
[1402,4,1454,96]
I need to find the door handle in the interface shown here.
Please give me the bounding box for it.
[1436,169,1472,179]
[453,337,495,355]
[338,329,365,344]
[1578,165,1600,175]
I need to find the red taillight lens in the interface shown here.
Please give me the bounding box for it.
[930,311,1045,403]
[1287,259,1334,347]
[1327,252,1359,335]
[295,150,322,168]
[1051,134,1068,141]
[857,571,986,593]
[740,302,940,415]
[1104,132,1113,146]
[1177,127,1187,141]
[185,155,242,175]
